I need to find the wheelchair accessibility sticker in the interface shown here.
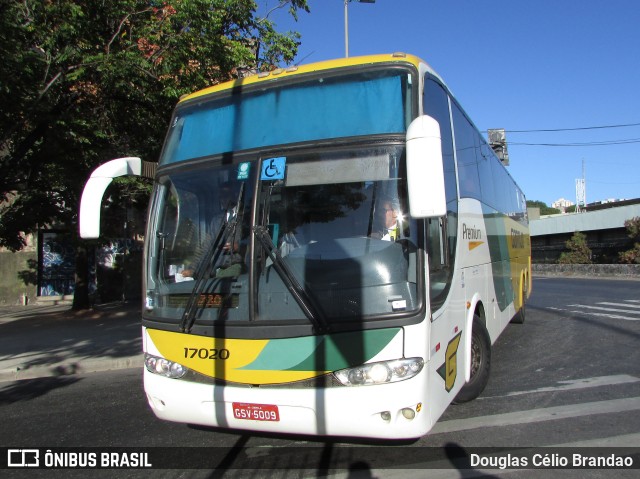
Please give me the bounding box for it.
[261,157,286,180]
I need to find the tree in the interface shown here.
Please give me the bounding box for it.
[0,0,309,307]
[619,217,640,264]
[558,231,592,264]
[526,200,561,216]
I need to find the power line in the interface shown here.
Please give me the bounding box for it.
[511,138,640,147]
[505,122,640,133]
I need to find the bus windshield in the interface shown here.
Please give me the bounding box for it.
[145,144,421,329]
[159,69,413,165]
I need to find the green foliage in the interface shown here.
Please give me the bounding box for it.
[101,176,153,240]
[0,0,309,251]
[618,217,640,264]
[623,216,640,240]
[558,231,592,264]
[526,200,561,216]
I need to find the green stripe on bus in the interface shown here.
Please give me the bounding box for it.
[239,328,401,372]
[482,208,515,311]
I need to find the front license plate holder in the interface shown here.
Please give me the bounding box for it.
[232,402,280,422]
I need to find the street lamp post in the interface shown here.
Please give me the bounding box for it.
[344,0,375,58]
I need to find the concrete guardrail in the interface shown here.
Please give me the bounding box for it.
[532,263,640,278]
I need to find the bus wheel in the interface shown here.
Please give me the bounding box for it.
[511,278,527,324]
[453,317,491,404]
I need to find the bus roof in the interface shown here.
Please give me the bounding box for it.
[179,53,431,104]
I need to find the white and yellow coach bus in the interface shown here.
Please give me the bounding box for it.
[80,53,531,439]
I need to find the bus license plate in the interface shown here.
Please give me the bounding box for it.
[232,402,280,422]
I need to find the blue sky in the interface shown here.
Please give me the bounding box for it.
[263,0,640,206]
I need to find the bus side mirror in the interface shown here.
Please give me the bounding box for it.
[79,157,143,239]
[406,115,447,218]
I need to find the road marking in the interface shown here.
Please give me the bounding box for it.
[430,396,640,434]
[566,309,640,321]
[568,304,640,315]
[556,432,640,447]
[314,376,640,478]
[551,299,640,321]
[601,301,640,309]
[480,374,640,399]
[554,303,640,320]
[317,433,640,479]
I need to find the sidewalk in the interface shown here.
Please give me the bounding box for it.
[0,301,144,382]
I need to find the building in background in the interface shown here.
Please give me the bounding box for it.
[552,198,574,213]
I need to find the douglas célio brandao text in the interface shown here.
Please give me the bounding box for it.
[470,452,635,469]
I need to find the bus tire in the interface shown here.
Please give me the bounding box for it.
[511,277,527,324]
[453,317,491,404]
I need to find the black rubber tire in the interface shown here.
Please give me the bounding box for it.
[511,278,527,324]
[453,317,491,404]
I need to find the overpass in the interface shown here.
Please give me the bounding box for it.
[529,199,640,263]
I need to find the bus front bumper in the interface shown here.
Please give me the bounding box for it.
[143,369,433,439]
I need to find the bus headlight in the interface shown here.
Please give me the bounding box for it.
[334,358,424,386]
[144,353,188,379]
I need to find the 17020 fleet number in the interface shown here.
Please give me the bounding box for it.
[183,348,230,360]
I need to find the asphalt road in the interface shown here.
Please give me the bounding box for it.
[1,276,639,478]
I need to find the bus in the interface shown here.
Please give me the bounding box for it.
[79,53,530,439]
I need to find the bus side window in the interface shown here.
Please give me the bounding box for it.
[423,79,457,208]
[477,136,497,209]
[426,217,446,272]
[452,104,481,200]
[423,77,457,310]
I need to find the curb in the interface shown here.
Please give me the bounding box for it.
[0,354,144,383]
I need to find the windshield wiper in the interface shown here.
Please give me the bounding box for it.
[253,226,329,334]
[179,219,228,333]
[180,184,245,333]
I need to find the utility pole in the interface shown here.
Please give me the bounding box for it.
[575,159,586,213]
[344,0,349,57]
[344,0,376,58]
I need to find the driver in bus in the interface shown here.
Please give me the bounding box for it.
[371,197,402,241]
[180,182,245,279]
